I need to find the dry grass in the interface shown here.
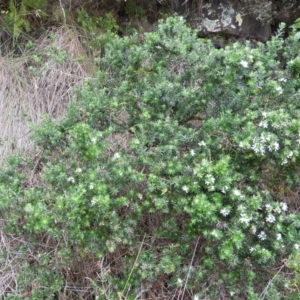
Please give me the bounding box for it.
[0,219,28,297]
[0,25,92,167]
[0,26,94,298]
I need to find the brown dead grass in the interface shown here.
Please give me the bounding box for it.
[0,26,92,167]
[0,219,29,297]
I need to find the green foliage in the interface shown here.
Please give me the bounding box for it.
[3,0,47,39]
[76,9,119,63]
[125,0,146,20]
[1,16,300,298]
[23,0,47,12]
[290,17,300,41]
[4,0,31,39]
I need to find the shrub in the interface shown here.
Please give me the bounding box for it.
[1,17,300,299]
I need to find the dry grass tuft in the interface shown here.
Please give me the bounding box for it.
[0,26,92,167]
[0,219,28,297]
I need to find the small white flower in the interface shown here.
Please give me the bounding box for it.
[230,291,236,296]
[278,78,287,82]
[258,231,267,240]
[112,152,121,160]
[67,176,75,183]
[277,233,282,241]
[274,206,281,214]
[272,141,280,151]
[240,60,248,68]
[182,185,189,193]
[89,183,94,190]
[294,244,300,251]
[75,168,82,173]
[91,137,97,143]
[265,204,272,211]
[221,186,228,194]
[220,208,230,216]
[198,141,206,147]
[193,295,199,300]
[177,278,183,285]
[249,247,254,253]
[287,151,294,158]
[266,214,276,223]
[24,203,34,213]
[262,111,268,118]
[205,174,215,185]
[251,225,257,234]
[91,198,97,206]
[240,213,252,225]
[275,86,283,95]
[280,202,288,211]
[259,120,268,128]
[211,229,219,237]
[233,189,242,196]
[190,149,195,156]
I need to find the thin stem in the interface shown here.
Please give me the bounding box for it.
[181,235,200,300]
[121,234,146,298]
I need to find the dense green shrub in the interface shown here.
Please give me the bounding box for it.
[1,17,300,299]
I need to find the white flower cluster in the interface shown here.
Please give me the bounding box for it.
[239,212,253,226]
[112,152,121,160]
[190,149,196,156]
[198,141,206,147]
[220,207,230,217]
[259,120,268,128]
[250,132,280,155]
[67,176,75,184]
[91,197,98,206]
[233,189,242,197]
[280,202,288,211]
[221,185,229,194]
[211,229,220,238]
[182,185,189,193]
[270,202,288,214]
[265,203,272,211]
[258,231,267,240]
[275,86,283,95]
[240,60,249,68]
[281,150,294,165]
[250,224,257,234]
[266,214,276,223]
[205,174,215,191]
[278,77,287,82]
[75,167,82,173]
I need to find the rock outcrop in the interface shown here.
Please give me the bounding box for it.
[171,0,300,41]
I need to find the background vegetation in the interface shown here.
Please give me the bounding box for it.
[0,1,300,299]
